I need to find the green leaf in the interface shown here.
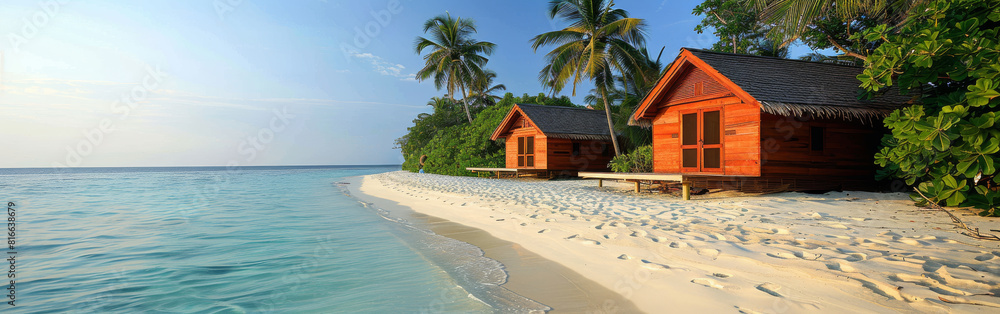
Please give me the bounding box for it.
[980,155,996,175]
[942,174,958,188]
[957,159,975,175]
[946,191,966,207]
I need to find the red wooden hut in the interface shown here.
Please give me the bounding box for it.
[630,48,911,191]
[490,104,616,175]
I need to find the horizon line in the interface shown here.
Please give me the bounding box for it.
[0,164,403,170]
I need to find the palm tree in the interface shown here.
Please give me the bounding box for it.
[468,69,506,108]
[746,0,923,60]
[531,0,649,156]
[415,13,496,123]
[749,37,789,58]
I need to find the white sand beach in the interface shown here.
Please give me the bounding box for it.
[353,171,1000,313]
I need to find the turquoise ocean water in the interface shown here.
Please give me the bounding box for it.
[0,166,544,313]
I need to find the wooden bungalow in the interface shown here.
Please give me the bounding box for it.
[488,104,616,176]
[630,48,911,192]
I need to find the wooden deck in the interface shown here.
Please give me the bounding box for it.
[578,172,692,200]
[466,167,548,179]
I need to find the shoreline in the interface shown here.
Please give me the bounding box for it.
[344,176,641,313]
[352,171,1000,313]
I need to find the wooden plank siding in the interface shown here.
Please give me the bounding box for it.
[504,127,543,169]
[546,138,614,171]
[649,66,761,177]
[758,113,881,190]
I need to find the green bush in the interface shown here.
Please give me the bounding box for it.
[859,0,1000,216]
[608,145,652,173]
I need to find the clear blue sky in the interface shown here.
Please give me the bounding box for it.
[0,0,820,167]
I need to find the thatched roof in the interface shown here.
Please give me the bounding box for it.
[631,48,913,127]
[492,104,616,141]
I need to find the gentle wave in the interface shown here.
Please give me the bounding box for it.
[7,166,513,313]
[342,185,551,313]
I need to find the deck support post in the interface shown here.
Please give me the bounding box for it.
[598,179,603,187]
[634,181,640,193]
[682,182,691,200]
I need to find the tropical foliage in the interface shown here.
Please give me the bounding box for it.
[609,145,652,173]
[532,0,650,156]
[467,69,507,108]
[747,0,923,60]
[858,0,1000,216]
[415,13,496,123]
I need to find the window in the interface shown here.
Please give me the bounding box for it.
[572,143,581,156]
[517,136,535,167]
[811,127,825,151]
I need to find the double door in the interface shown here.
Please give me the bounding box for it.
[680,109,723,173]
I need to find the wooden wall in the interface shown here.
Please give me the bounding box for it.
[758,113,881,189]
[649,66,761,176]
[504,127,546,169]
[661,67,729,103]
[546,138,614,171]
[503,134,613,171]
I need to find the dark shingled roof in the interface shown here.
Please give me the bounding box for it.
[686,48,913,120]
[516,104,615,141]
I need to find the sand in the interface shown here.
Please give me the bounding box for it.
[352,171,1000,313]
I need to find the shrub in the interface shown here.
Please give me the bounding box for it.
[860,0,1000,216]
[609,145,652,173]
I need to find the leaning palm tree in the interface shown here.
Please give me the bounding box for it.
[531,0,649,156]
[415,13,496,123]
[468,69,506,108]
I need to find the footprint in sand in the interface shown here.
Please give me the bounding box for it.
[691,278,725,289]
[826,261,857,273]
[580,239,602,245]
[618,254,631,260]
[794,251,822,260]
[565,234,602,246]
[766,252,797,259]
[898,238,928,246]
[845,253,868,262]
[538,229,549,233]
[712,272,732,278]
[698,249,721,259]
[604,233,619,240]
[630,230,648,237]
[669,241,690,249]
[640,259,673,270]
[977,253,998,261]
[735,306,765,314]
[755,282,783,297]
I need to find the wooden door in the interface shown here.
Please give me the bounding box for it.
[517,136,535,168]
[680,108,723,173]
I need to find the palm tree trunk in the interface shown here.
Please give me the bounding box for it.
[459,83,473,123]
[601,87,621,157]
